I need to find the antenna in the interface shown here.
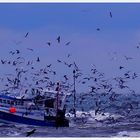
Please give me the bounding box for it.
[73,70,76,118]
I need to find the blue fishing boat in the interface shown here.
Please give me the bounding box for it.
[0,88,70,127]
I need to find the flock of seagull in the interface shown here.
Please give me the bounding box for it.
[0,10,140,136]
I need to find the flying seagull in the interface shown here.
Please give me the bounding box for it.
[37,57,40,62]
[109,12,112,18]
[124,56,133,60]
[25,32,29,38]
[57,59,62,63]
[57,36,60,43]
[119,66,124,70]
[65,41,71,46]
[67,54,71,58]
[26,129,36,137]
[46,42,51,46]
[16,50,20,54]
[27,48,34,51]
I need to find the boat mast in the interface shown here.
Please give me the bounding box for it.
[73,70,76,118]
[56,82,60,116]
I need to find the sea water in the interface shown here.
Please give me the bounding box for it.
[0,93,140,137]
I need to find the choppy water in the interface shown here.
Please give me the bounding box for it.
[1,110,140,137]
[0,93,140,137]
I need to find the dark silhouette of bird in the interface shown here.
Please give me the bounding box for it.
[67,54,71,58]
[27,48,34,51]
[65,41,71,46]
[9,51,15,55]
[12,61,17,66]
[124,56,133,60]
[44,76,49,79]
[7,61,11,64]
[57,59,62,63]
[82,81,86,84]
[52,71,56,75]
[47,64,51,68]
[16,50,20,54]
[25,89,28,94]
[26,128,36,137]
[119,66,124,70]
[91,68,97,74]
[68,64,73,67]
[96,28,100,31]
[25,32,29,38]
[64,62,73,68]
[16,57,22,60]
[57,36,60,43]
[109,11,112,18]
[7,77,13,84]
[1,60,6,64]
[37,57,40,62]
[46,42,51,46]
[94,78,97,82]
[108,87,112,92]
[90,86,96,93]
[132,72,138,79]
[83,77,91,80]
[64,75,68,81]
[27,60,33,66]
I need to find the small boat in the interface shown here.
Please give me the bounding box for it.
[0,88,70,127]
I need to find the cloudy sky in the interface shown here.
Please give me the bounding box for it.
[0,3,140,93]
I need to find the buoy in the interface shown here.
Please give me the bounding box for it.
[9,107,16,113]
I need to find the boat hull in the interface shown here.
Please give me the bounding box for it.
[0,111,69,127]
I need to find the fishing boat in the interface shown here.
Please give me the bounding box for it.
[0,86,70,127]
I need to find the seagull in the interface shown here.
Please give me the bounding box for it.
[52,71,56,75]
[1,60,6,64]
[124,56,133,60]
[57,36,60,43]
[37,57,40,62]
[46,42,51,46]
[27,48,34,51]
[109,11,112,18]
[7,61,11,64]
[47,64,51,68]
[26,128,36,137]
[132,72,138,79]
[64,75,68,81]
[65,41,71,46]
[119,66,124,70]
[9,51,15,55]
[67,54,71,58]
[68,64,73,67]
[16,50,20,54]
[57,59,62,63]
[90,86,96,92]
[25,32,29,38]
